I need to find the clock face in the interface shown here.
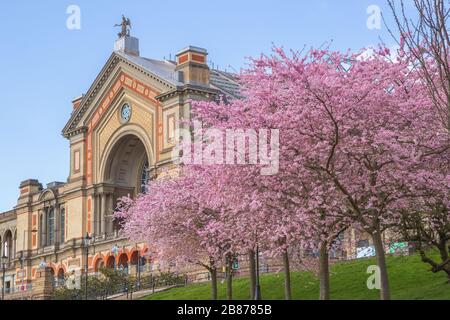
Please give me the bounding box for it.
[120,103,131,122]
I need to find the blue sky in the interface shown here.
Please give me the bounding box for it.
[0,0,411,212]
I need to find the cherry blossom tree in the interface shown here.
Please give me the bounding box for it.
[386,0,450,282]
[118,40,445,302]
[191,56,353,300]
[116,165,239,300]
[387,0,450,134]
[198,45,431,300]
[389,84,450,279]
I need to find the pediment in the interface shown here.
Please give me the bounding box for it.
[39,189,57,202]
[62,52,176,138]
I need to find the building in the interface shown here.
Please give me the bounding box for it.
[0,24,241,299]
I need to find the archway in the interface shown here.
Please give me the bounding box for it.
[118,253,128,269]
[57,268,65,286]
[130,251,139,266]
[50,268,56,288]
[3,230,13,260]
[102,134,151,195]
[94,258,105,272]
[100,133,152,235]
[106,256,115,269]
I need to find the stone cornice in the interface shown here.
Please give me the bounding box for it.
[64,126,88,139]
[156,84,221,103]
[62,53,120,138]
[0,210,16,223]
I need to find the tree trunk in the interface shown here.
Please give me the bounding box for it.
[282,250,292,300]
[372,231,391,300]
[438,241,450,282]
[438,240,449,262]
[443,265,450,282]
[226,257,233,300]
[319,241,330,300]
[248,249,256,299]
[210,268,218,300]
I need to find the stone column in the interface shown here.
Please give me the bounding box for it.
[37,209,41,248]
[93,194,99,236]
[55,206,60,246]
[41,209,47,248]
[101,194,106,235]
[12,234,16,259]
[107,193,114,235]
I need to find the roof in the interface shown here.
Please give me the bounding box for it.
[115,51,183,86]
[210,69,243,99]
[63,50,242,137]
[117,51,242,99]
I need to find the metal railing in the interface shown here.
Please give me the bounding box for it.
[51,270,187,300]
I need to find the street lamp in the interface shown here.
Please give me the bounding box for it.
[111,244,119,271]
[1,254,7,300]
[83,233,92,300]
[135,245,141,291]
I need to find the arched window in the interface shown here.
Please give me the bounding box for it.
[40,214,45,247]
[57,269,65,287]
[140,160,151,194]
[60,208,65,243]
[48,208,55,246]
[3,230,13,260]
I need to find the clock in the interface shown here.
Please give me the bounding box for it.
[120,103,132,123]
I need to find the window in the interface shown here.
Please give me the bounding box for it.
[60,208,65,243]
[140,161,151,194]
[48,208,55,246]
[40,214,45,247]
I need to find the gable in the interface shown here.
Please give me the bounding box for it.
[62,52,176,138]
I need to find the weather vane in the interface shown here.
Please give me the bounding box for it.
[114,15,131,38]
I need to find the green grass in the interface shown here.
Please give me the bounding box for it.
[144,253,450,300]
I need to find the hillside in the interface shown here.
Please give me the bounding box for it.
[144,253,450,300]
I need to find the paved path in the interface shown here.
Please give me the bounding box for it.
[109,285,179,300]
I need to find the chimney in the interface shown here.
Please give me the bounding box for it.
[175,46,210,86]
[72,95,84,111]
[114,35,140,56]
[19,179,43,199]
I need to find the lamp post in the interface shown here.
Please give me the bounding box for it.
[1,254,7,300]
[83,233,92,300]
[111,244,119,271]
[135,245,141,291]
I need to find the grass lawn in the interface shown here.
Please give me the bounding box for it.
[144,253,450,300]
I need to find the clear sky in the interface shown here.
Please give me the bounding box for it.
[0,0,413,212]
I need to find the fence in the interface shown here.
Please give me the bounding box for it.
[51,270,187,300]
